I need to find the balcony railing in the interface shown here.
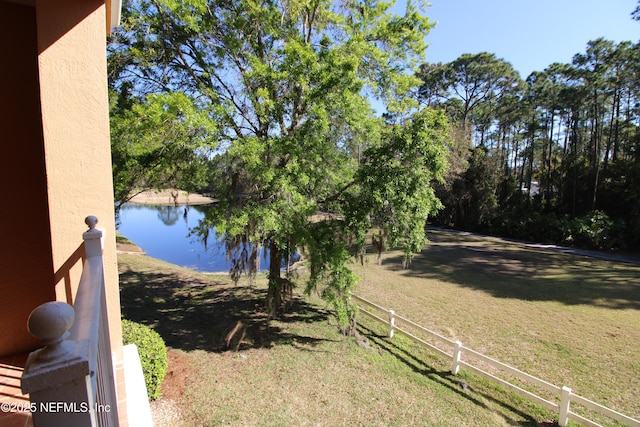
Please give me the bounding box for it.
[21,216,119,426]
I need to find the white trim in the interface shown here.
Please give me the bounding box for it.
[109,0,122,32]
[123,344,153,427]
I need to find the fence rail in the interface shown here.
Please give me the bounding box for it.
[352,293,640,427]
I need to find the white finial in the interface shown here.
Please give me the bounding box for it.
[27,302,75,362]
[85,215,98,230]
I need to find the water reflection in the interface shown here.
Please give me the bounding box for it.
[117,203,234,272]
[116,203,293,273]
[157,206,181,226]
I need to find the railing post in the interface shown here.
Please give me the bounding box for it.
[21,302,97,427]
[388,310,396,338]
[21,216,119,426]
[80,215,119,426]
[558,386,572,427]
[451,341,463,375]
[83,215,103,258]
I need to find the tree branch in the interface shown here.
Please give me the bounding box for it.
[317,180,358,205]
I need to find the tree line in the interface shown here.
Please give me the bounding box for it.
[108,0,639,323]
[418,37,640,251]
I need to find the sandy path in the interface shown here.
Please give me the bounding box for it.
[128,189,215,205]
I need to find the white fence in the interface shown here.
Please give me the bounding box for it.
[352,293,640,427]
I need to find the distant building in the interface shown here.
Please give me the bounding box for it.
[522,181,540,196]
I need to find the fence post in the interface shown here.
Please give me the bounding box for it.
[451,341,463,375]
[558,386,572,427]
[388,310,396,338]
[21,302,97,427]
[83,215,103,258]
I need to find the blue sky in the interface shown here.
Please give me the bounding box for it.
[416,0,639,78]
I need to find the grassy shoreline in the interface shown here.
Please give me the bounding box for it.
[118,229,640,426]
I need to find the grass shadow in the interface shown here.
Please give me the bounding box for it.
[118,257,332,353]
[382,229,640,310]
[357,322,552,427]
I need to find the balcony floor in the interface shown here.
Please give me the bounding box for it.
[0,353,33,427]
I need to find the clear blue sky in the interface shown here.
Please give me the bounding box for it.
[417,0,639,78]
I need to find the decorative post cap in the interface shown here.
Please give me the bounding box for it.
[27,302,75,362]
[83,215,103,257]
[85,215,98,230]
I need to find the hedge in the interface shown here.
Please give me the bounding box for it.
[121,319,168,400]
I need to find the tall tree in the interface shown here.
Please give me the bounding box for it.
[572,38,616,210]
[418,30,640,249]
[417,52,522,143]
[109,0,450,321]
[416,53,522,231]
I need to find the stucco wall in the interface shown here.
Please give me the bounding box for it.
[35,0,123,361]
[0,2,56,357]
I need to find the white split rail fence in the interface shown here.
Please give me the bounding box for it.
[352,293,640,427]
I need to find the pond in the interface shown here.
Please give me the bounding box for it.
[116,203,274,273]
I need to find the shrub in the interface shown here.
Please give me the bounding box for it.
[567,211,626,251]
[489,211,571,244]
[121,319,168,400]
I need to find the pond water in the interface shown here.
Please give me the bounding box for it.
[117,203,272,273]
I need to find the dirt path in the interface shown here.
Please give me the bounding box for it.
[427,226,640,265]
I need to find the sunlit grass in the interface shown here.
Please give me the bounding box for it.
[354,228,640,424]
[118,227,640,426]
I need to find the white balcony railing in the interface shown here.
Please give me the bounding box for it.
[21,216,119,426]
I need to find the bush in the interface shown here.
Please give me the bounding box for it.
[121,319,168,400]
[489,211,571,244]
[567,211,626,251]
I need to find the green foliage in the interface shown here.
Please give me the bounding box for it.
[354,109,450,265]
[420,37,640,251]
[435,146,497,231]
[417,52,523,137]
[487,210,627,251]
[567,211,626,250]
[121,319,168,400]
[109,0,449,322]
[490,211,572,244]
[110,90,215,211]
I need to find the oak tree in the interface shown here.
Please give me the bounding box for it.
[109,0,450,321]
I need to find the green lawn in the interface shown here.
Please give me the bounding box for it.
[118,229,640,426]
[355,229,640,425]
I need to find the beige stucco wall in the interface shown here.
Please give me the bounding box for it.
[35,0,123,362]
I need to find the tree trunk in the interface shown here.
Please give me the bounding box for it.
[527,140,534,198]
[603,89,617,171]
[559,115,570,208]
[612,90,621,163]
[571,113,579,219]
[267,240,282,316]
[635,117,640,164]
[624,89,632,160]
[546,110,555,209]
[591,89,601,211]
